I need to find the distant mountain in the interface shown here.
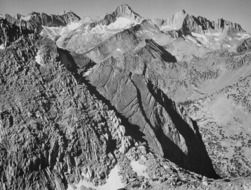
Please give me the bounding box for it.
[99,4,142,25]
[154,9,245,34]
[7,11,80,28]
[153,9,188,31]
[0,11,80,46]
[237,37,251,53]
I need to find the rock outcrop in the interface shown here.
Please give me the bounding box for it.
[71,38,217,178]
[154,10,187,31]
[0,36,135,190]
[237,37,251,53]
[99,4,142,25]
[181,15,245,35]
[2,36,248,190]
[0,12,80,47]
[154,10,245,35]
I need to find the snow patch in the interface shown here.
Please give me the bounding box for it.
[227,36,232,41]
[41,21,82,40]
[0,44,5,50]
[223,44,231,48]
[236,33,251,40]
[186,35,202,47]
[160,25,175,31]
[108,17,137,30]
[205,32,221,36]
[68,165,125,190]
[40,27,61,40]
[21,15,32,21]
[35,51,43,65]
[91,24,106,33]
[86,17,138,34]
[130,160,149,178]
[192,32,209,44]
[186,35,197,44]
[61,22,82,34]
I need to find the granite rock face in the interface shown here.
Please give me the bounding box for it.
[181,15,245,35]
[6,11,80,29]
[153,10,187,31]
[81,54,217,178]
[237,38,251,53]
[0,37,135,190]
[99,4,142,25]
[154,10,245,35]
[1,37,250,190]
[0,12,80,47]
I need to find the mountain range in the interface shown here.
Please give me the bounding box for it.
[0,4,251,190]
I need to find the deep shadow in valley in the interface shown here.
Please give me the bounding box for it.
[58,48,147,147]
[58,47,220,179]
[147,81,219,179]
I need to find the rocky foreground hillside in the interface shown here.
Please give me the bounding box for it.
[1,4,251,190]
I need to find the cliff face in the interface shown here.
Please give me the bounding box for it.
[5,11,80,29]
[0,37,135,190]
[81,52,217,178]
[237,37,251,53]
[181,15,245,35]
[0,12,80,47]
[154,10,245,34]
[1,36,250,190]
[99,4,142,25]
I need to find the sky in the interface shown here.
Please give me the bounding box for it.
[1,0,251,32]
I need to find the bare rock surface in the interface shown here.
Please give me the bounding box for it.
[237,37,251,53]
[100,4,142,25]
[0,12,80,47]
[0,37,134,189]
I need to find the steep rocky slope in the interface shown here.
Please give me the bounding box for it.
[154,9,245,34]
[181,71,251,178]
[99,4,142,25]
[75,48,217,178]
[47,6,250,63]
[0,37,134,189]
[1,36,250,190]
[0,11,80,47]
[237,37,251,53]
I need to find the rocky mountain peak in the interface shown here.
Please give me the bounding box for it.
[181,14,245,35]
[62,11,81,23]
[171,9,188,29]
[174,9,187,17]
[115,4,137,16]
[114,4,142,21]
[152,9,188,31]
[155,9,246,36]
[99,4,142,26]
[0,11,80,47]
[215,18,245,33]
[181,9,187,14]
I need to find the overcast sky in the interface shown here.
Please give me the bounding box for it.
[1,0,251,32]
